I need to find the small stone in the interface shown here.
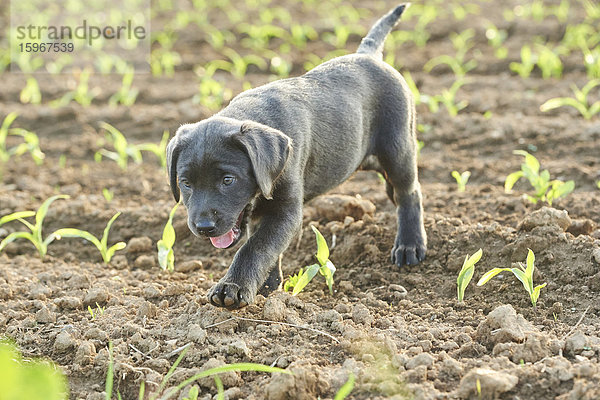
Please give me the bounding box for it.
[137,301,157,320]
[84,327,108,342]
[83,287,110,306]
[134,255,157,269]
[263,297,287,322]
[35,306,56,323]
[517,207,571,232]
[306,194,376,222]
[352,304,373,326]
[457,368,518,398]
[592,248,600,265]
[476,304,536,347]
[176,260,203,273]
[54,331,76,353]
[227,339,250,357]
[127,236,153,253]
[567,219,597,236]
[186,324,207,344]
[74,341,96,365]
[565,331,588,356]
[143,285,162,299]
[54,296,82,309]
[405,353,434,370]
[317,309,342,324]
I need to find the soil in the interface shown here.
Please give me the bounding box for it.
[1,0,600,399]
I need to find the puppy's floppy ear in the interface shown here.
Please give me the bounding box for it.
[166,133,182,202]
[233,121,292,200]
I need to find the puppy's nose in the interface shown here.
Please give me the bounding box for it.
[195,219,216,235]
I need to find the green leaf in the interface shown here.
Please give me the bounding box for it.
[504,171,523,192]
[532,282,547,305]
[0,231,34,253]
[101,212,122,250]
[525,248,535,280]
[319,260,336,295]
[311,225,329,266]
[457,248,482,300]
[292,264,320,296]
[105,242,126,263]
[36,195,69,233]
[540,97,589,118]
[334,373,355,400]
[0,211,35,227]
[510,267,531,294]
[165,363,290,400]
[477,267,511,286]
[51,228,101,249]
[157,241,174,271]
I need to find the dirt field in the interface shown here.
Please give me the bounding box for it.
[1,0,600,399]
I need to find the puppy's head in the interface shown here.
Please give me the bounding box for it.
[166,117,292,248]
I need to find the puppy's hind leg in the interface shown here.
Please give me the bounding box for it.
[376,114,427,266]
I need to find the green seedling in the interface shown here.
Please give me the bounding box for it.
[138,131,170,168]
[535,44,563,79]
[484,22,508,59]
[422,79,469,116]
[510,45,536,78]
[20,76,42,105]
[596,180,600,190]
[334,373,355,400]
[456,248,482,302]
[52,212,126,264]
[104,343,288,400]
[0,112,45,168]
[451,170,471,192]
[157,202,179,272]
[88,302,105,320]
[0,340,68,400]
[0,194,69,258]
[540,79,600,120]
[505,150,574,205]
[51,68,99,107]
[102,188,114,203]
[424,29,477,78]
[285,226,336,295]
[95,122,142,170]
[109,68,138,106]
[478,249,547,307]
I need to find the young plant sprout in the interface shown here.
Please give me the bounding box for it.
[0,195,69,258]
[138,130,170,168]
[19,77,42,105]
[451,170,471,192]
[157,202,179,271]
[505,150,574,205]
[51,212,126,264]
[0,112,45,169]
[540,79,600,120]
[456,248,482,302]
[477,249,546,307]
[108,67,139,106]
[95,122,143,170]
[285,226,336,295]
[510,45,536,78]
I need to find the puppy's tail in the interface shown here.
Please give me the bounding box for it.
[357,3,409,58]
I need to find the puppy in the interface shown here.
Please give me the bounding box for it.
[167,4,426,309]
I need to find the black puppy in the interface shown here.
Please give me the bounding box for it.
[166,4,426,309]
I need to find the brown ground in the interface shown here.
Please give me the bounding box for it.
[1,0,600,399]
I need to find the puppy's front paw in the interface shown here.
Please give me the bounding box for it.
[208,279,256,309]
[391,242,426,266]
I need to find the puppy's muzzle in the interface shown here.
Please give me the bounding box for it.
[195,218,217,236]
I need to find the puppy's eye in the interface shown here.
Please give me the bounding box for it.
[179,179,191,188]
[222,176,235,186]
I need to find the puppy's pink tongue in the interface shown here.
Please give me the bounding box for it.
[209,229,235,248]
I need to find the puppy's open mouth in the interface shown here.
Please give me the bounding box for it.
[209,209,246,249]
